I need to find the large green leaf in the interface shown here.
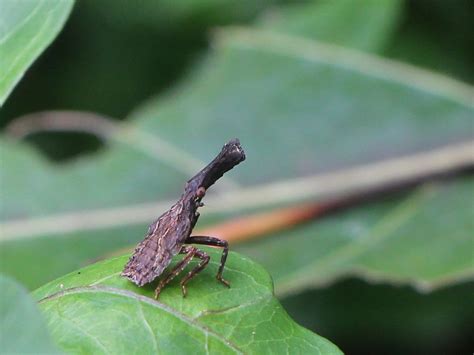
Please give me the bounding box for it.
[236,177,474,296]
[0,0,74,106]
[1,25,473,295]
[0,274,59,354]
[33,248,341,354]
[258,0,402,52]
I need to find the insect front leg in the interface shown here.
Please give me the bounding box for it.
[154,246,196,299]
[185,236,230,288]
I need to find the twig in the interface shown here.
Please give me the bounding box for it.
[1,140,472,241]
[4,110,239,191]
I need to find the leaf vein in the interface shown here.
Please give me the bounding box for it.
[0,1,41,44]
[38,285,243,354]
[137,300,159,353]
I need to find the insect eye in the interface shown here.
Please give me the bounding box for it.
[196,187,206,198]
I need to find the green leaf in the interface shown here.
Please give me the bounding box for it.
[0,0,74,106]
[258,0,403,52]
[1,27,473,295]
[0,274,60,354]
[236,177,474,296]
[33,248,342,354]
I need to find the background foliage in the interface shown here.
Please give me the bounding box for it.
[1,0,473,354]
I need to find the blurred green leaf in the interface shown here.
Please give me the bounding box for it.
[258,0,403,52]
[237,177,474,296]
[1,27,473,295]
[0,0,74,106]
[0,274,59,354]
[33,248,341,354]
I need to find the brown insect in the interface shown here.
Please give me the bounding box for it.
[122,139,246,298]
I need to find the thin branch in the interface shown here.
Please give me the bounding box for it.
[5,110,118,139]
[4,110,239,191]
[195,201,341,243]
[1,140,472,241]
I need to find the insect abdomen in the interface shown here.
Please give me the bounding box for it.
[121,234,173,286]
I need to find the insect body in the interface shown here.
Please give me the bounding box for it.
[122,139,245,298]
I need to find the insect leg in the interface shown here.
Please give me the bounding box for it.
[186,236,230,288]
[179,249,210,297]
[154,246,196,299]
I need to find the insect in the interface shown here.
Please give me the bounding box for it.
[122,139,246,298]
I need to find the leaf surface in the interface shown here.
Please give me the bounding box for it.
[258,0,402,52]
[0,274,59,354]
[0,0,74,106]
[33,248,341,354]
[236,177,474,296]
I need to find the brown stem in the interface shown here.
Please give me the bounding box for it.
[195,169,473,243]
[95,168,471,261]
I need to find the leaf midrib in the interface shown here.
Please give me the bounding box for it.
[38,285,247,353]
